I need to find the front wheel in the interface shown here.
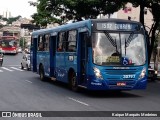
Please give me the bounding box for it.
[39,65,45,81]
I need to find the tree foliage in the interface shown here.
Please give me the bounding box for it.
[0,15,22,24]
[31,0,127,26]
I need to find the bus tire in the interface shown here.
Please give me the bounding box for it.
[39,65,45,81]
[69,71,79,92]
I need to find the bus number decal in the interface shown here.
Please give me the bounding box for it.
[123,75,135,79]
[69,56,74,61]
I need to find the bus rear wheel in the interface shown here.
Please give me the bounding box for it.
[39,65,45,81]
[69,72,79,92]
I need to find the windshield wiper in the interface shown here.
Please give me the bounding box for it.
[103,31,117,47]
[125,32,134,47]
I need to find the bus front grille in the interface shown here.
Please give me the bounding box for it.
[104,69,138,75]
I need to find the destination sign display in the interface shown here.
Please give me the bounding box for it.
[96,22,140,31]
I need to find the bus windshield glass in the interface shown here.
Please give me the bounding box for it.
[92,32,146,66]
[0,40,17,48]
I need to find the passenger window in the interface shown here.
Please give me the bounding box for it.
[67,30,77,52]
[38,35,44,51]
[44,34,50,51]
[57,32,66,52]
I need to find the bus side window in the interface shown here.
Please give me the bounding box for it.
[67,30,77,52]
[57,32,65,52]
[38,35,44,51]
[44,34,50,51]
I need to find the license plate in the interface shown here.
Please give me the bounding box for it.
[117,82,126,86]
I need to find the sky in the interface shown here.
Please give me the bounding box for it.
[0,0,37,19]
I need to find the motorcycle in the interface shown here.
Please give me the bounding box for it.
[0,54,3,66]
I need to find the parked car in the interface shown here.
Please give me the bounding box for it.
[21,53,30,70]
[148,65,157,81]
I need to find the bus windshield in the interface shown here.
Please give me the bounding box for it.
[92,32,146,66]
[0,40,17,48]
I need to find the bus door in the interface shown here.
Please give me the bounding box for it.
[43,34,50,76]
[31,37,37,72]
[50,34,57,77]
[78,32,89,85]
[55,32,67,82]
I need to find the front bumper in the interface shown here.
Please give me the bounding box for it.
[87,76,147,90]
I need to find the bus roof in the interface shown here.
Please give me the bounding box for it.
[32,19,143,36]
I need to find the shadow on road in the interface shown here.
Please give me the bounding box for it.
[37,77,142,98]
[83,90,142,98]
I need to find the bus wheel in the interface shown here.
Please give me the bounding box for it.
[39,65,45,81]
[70,72,79,92]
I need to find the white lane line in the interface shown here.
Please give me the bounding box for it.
[0,70,3,72]
[10,67,24,71]
[1,67,13,71]
[25,80,32,83]
[68,97,89,106]
[4,65,21,66]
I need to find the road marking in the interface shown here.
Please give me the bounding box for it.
[0,70,3,72]
[25,80,32,83]
[10,67,24,71]
[4,65,21,66]
[68,97,89,106]
[1,67,13,71]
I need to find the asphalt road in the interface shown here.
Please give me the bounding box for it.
[0,53,160,120]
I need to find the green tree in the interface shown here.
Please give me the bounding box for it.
[30,0,127,26]
[7,15,22,24]
[0,15,22,24]
[30,0,62,27]
[46,0,127,21]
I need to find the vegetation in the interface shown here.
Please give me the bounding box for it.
[30,0,127,26]
[0,15,22,25]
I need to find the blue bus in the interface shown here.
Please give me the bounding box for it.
[31,19,148,91]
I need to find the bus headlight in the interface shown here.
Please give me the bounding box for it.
[139,67,146,80]
[93,67,103,80]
